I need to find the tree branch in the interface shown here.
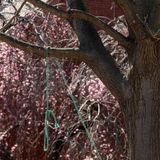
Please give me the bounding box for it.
[66,0,126,102]
[0,0,128,102]
[148,0,160,39]
[0,0,27,32]
[114,0,147,40]
[0,33,127,102]
[0,32,85,60]
[85,52,126,103]
[26,0,131,50]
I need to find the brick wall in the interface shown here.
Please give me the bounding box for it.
[85,0,123,19]
[52,0,123,19]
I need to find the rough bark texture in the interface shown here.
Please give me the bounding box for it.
[126,39,160,160]
[67,0,125,102]
[1,0,160,159]
[67,1,160,159]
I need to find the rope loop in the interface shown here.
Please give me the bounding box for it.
[44,47,59,152]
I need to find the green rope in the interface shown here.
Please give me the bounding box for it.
[43,47,103,159]
[55,60,103,160]
[44,47,59,152]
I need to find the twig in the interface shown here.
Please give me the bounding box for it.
[0,0,27,32]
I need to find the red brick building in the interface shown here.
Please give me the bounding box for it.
[53,0,123,20]
[85,0,123,20]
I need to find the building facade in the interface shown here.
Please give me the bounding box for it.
[52,0,123,20]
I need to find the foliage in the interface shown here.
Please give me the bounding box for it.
[0,9,128,160]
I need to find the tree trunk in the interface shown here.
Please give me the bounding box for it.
[126,39,160,160]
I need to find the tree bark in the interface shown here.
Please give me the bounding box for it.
[126,39,160,160]
[0,0,160,159]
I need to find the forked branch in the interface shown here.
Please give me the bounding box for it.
[26,0,132,49]
[149,0,160,39]
[0,0,128,102]
[67,0,126,102]
[114,0,147,40]
[0,0,27,32]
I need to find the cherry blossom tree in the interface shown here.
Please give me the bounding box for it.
[1,0,160,160]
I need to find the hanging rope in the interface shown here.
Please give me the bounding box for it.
[43,47,102,159]
[55,60,103,160]
[44,47,59,152]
